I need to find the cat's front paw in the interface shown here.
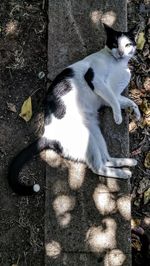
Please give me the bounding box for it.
[133,105,141,121]
[114,113,122,125]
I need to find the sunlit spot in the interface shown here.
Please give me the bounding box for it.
[68,162,85,190]
[53,195,75,228]
[44,150,62,167]
[6,20,18,35]
[58,213,71,228]
[144,216,150,226]
[46,241,61,258]
[107,179,120,192]
[101,11,116,26]
[117,195,131,221]
[90,11,116,27]
[90,10,102,25]
[104,249,126,266]
[93,184,116,215]
[86,218,117,253]
[53,195,75,216]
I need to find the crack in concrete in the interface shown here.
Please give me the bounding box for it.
[65,0,87,54]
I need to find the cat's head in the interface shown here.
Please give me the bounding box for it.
[103,24,137,60]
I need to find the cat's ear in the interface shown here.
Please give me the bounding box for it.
[103,23,116,34]
[128,25,139,39]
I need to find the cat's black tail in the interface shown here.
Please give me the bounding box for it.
[7,137,50,196]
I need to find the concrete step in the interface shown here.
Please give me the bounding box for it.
[45,1,131,265]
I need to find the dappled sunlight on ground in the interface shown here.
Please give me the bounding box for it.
[46,241,62,258]
[68,162,86,190]
[93,184,116,215]
[117,195,131,221]
[45,152,130,262]
[90,10,116,26]
[5,20,18,35]
[106,178,120,192]
[93,183,131,219]
[104,249,126,266]
[43,150,62,168]
[53,194,76,228]
[86,218,117,253]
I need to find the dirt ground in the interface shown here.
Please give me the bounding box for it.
[0,0,149,265]
[0,1,47,265]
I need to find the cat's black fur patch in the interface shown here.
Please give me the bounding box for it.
[7,137,63,195]
[45,68,74,123]
[84,68,94,91]
[51,140,63,154]
[104,23,136,49]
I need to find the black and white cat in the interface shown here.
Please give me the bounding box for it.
[8,24,141,195]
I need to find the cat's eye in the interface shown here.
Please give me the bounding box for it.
[125,43,132,47]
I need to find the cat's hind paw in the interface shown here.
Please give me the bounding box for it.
[134,106,141,121]
[114,113,122,125]
[105,158,137,167]
[98,166,132,179]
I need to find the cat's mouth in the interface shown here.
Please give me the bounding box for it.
[111,52,124,60]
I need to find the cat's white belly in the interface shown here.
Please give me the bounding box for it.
[43,113,90,161]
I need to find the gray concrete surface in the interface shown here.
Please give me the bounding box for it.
[46,0,131,265]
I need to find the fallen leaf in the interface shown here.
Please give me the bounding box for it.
[129,121,138,132]
[19,96,32,122]
[134,198,141,207]
[131,147,142,156]
[136,32,146,50]
[129,88,143,105]
[131,233,142,251]
[140,98,150,115]
[143,77,150,92]
[7,102,17,113]
[131,218,141,229]
[144,188,150,205]
[137,178,150,194]
[142,114,150,126]
[144,151,150,169]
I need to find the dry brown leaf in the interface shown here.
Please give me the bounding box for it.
[131,147,142,156]
[129,121,138,132]
[144,151,150,169]
[131,233,142,251]
[140,98,150,115]
[19,96,32,122]
[143,77,150,92]
[129,88,143,106]
[144,188,150,205]
[131,218,141,229]
[136,32,146,50]
[7,102,17,113]
[142,114,150,127]
[137,178,150,194]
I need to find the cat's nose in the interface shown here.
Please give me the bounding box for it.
[118,50,124,57]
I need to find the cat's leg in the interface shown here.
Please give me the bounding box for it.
[88,122,110,163]
[105,157,137,167]
[88,123,137,169]
[97,166,132,179]
[92,77,122,124]
[86,134,132,179]
[119,95,141,121]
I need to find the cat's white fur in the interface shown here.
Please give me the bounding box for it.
[44,35,140,179]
